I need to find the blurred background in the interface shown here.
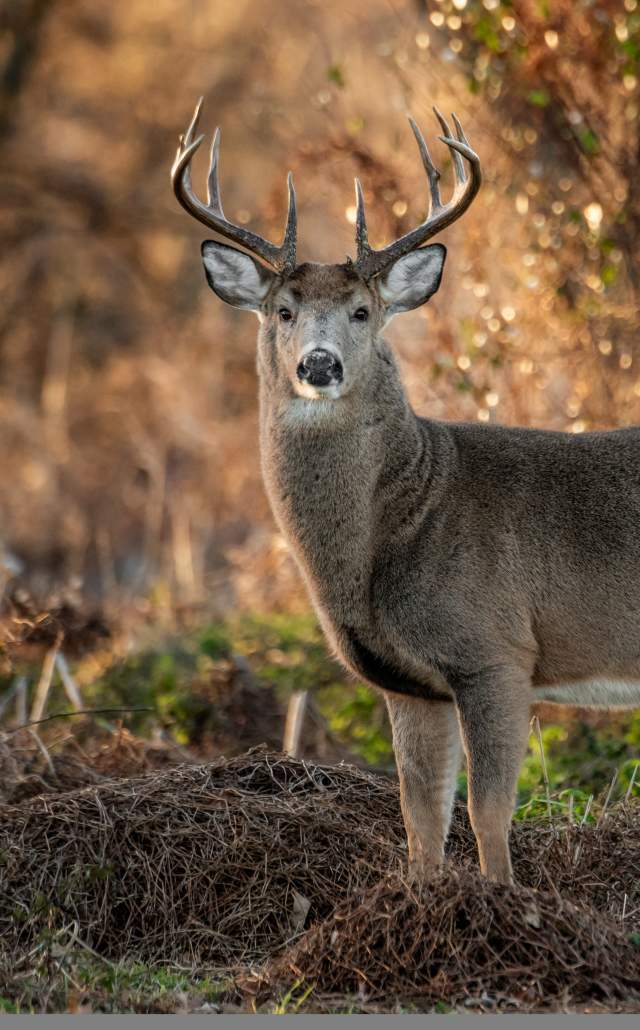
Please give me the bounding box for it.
[0,0,638,803]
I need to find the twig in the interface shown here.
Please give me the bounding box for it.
[57,921,118,970]
[5,707,154,736]
[28,728,57,779]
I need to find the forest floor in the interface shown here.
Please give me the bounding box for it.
[0,595,639,1013]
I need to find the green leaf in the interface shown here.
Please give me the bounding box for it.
[473,17,501,54]
[600,264,618,287]
[327,64,345,88]
[577,128,599,156]
[527,88,550,108]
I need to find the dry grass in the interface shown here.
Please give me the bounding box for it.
[260,872,640,1012]
[0,748,639,1012]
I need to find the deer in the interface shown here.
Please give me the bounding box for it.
[171,98,640,885]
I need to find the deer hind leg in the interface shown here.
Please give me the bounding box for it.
[385,694,461,880]
[453,669,532,884]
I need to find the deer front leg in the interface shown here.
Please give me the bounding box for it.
[385,694,461,880]
[453,667,532,884]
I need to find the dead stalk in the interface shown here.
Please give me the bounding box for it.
[531,715,553,826]
[28,728,56,779]
[283,690,309,758]
[0,677,21,720]
[624,762,638,802]
[15,675,27,725]
[580,795,594,826]
[597,768,619,826]
[30,643,60,724]
[55,652,83,711]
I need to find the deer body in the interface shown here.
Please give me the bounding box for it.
[264,379,640,703]
[172,99,640,885]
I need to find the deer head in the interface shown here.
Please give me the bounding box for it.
[172,98,481,405]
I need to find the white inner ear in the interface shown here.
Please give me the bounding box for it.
[203,247,270,308]
[378,248,444,312]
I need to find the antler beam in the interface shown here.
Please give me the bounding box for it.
[354,108,481,280]
[171,97,297,274]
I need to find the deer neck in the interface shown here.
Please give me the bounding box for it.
[258,341,431,632]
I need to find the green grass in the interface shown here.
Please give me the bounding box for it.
[0,954,231,1014]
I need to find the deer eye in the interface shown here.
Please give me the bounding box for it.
[353,307,369,322]
[278,307,293,322]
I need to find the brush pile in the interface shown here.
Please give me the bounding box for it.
[261,871,640,1011]
[0,726,186,803]
[0,750,404,969]
[1,747,639,1012]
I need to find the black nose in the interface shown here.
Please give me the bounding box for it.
[296,349,343,387]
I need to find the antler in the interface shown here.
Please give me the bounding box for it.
[171,97,297,273]
[354,108,481,279]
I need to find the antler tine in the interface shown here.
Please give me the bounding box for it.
[354,108,481,280]
[207,127,223,213]
[433,107,466,189]
[354,177,369,264]
[436,136,480,182]
[408,116,442,215]
[184,95,204,148]
[451,112,469,147]
[171,97,297,273]
[282,172,297,262]
[451,115,469,188]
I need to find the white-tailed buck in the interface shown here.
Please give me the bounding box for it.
[172,98,640,884]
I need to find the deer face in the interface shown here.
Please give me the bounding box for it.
[200,245,446,401]
[173,98,479,404]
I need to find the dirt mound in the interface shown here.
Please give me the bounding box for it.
[262,872,640,1012]
[0,749,638,1012]
[0,750,404,970]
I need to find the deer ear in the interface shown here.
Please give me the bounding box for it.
[377,244,446,315]
[201,240,275,311]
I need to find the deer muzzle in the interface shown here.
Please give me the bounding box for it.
[296,348,344,388]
